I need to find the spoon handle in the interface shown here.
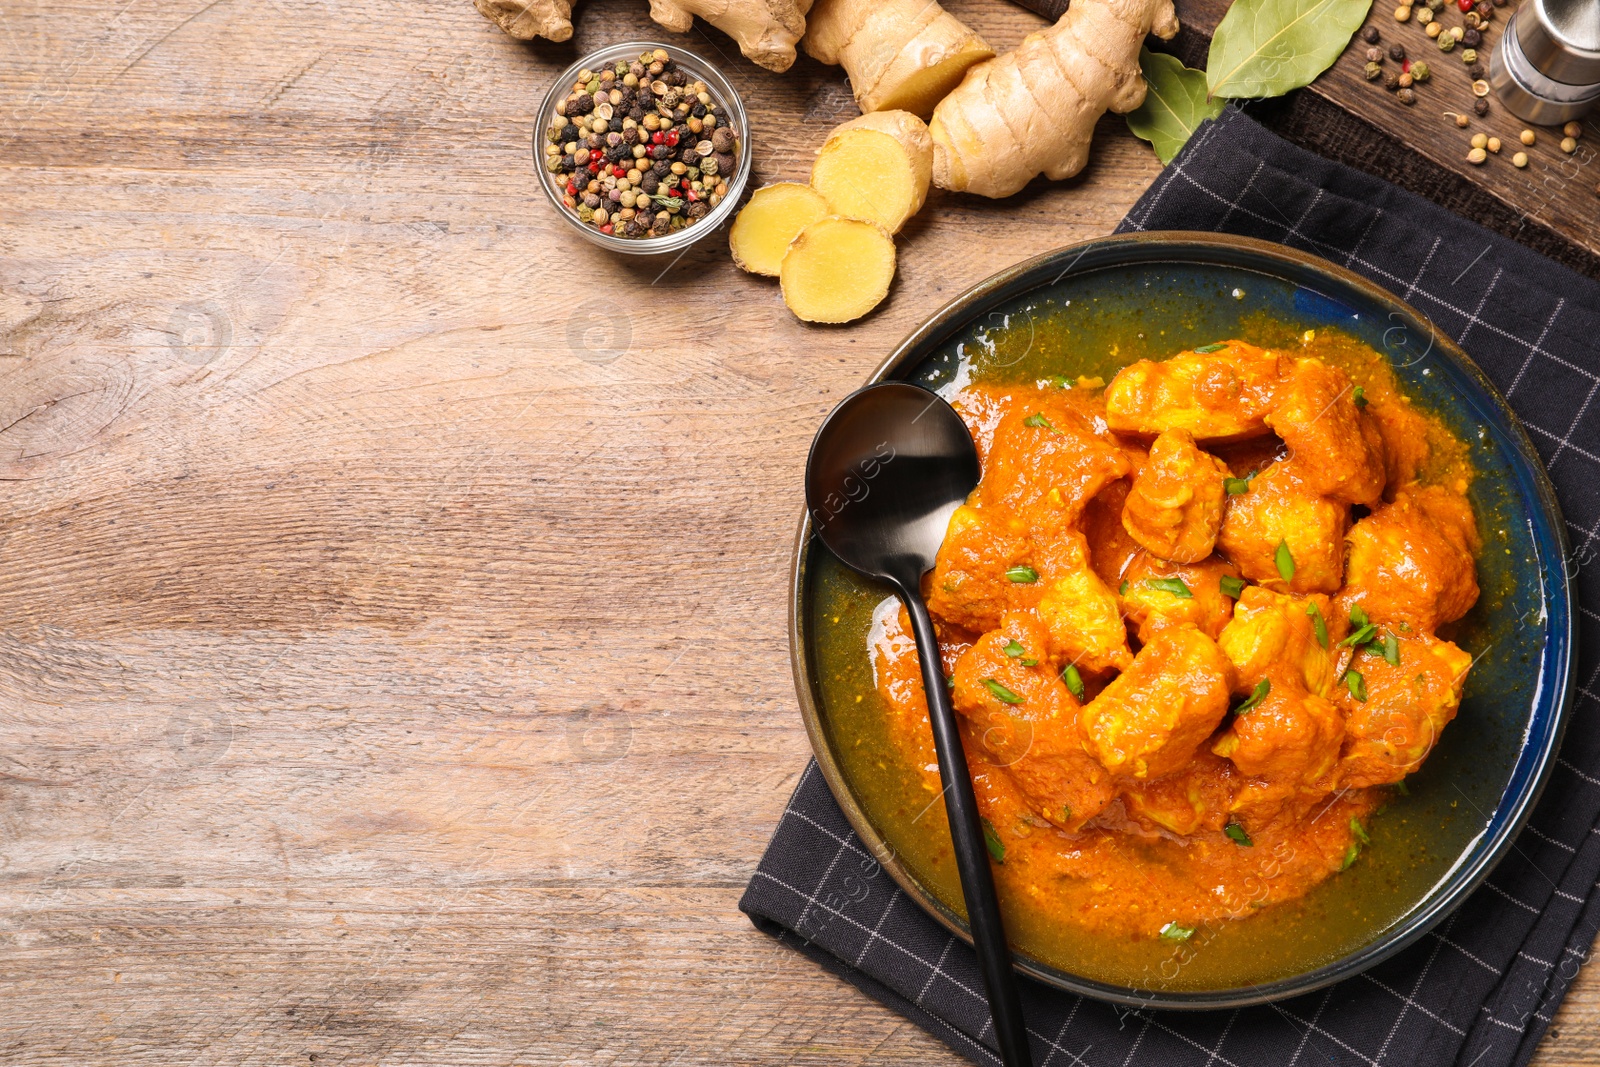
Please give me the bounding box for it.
[898,586,1035,1067]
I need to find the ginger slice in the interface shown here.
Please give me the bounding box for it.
[804,0,994,119]
[809,111,933,235]
[779,216,896,324]
[473,0,575,41]
[729,183,830,277]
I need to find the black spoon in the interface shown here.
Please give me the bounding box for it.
[805,381,1034,1067]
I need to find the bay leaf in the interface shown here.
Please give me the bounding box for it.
[1126,48,1226,164]
[1207,0,1373,100]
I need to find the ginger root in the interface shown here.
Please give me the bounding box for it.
[729,183,830,276]
[803,0,994,119]
[780,216,897,324]
[809,110,933,235]
[473,0,576,40]
[648,0,812,72]
[929,0,1179,198]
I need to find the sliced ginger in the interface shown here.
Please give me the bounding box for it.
[809,111,933,235]
[803,0,994,119]
[728,183,830,277]
[780,216,896,324]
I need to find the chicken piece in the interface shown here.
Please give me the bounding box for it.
[1211,683,1344,790]
[950,614,1116,830]
[1032,532,1133,673]
[1216,585,1346,697]
[925,504,1036,634]
[1119,751,1239,836]
[979,391,1131,522]
[1336,631,1472,787]
[1265,358,1387,506]
[1217,462,1348,595]
[1078,624,1236,780]
[1366,391,1436,492]
[1080,478,1143,588]
[1339,485,1480,631]
[1118,552,1240,643]
[1121,429,1232,563]
[1104,340,1284,442]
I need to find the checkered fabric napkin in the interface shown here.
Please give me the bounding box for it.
[741,108,1600,1067]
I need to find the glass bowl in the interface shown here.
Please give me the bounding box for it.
[532,40,753,256]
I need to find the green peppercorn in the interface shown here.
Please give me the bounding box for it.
[1439,33,1456,51]
[1366,60,1384,80]
[1411,60,1431,81]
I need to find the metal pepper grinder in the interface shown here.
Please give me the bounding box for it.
[1490,0,1600,124]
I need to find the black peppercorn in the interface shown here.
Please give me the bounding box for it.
[1469,62,1486,78]
[1389,43,1406,60]
[1361,24,1381,42]
[1384,70,1401,89]
[1462,27,1481,46]
[568,93,594,116]
[1396,87,1416,104]
[608,117,625,132]
[1474,97,1490,114]
[652,160,671,177]
[650,144,671,160]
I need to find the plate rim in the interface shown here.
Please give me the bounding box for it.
[787,229,1577,1010]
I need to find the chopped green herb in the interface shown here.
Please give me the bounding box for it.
[1396,779,1410,796]
[1350,817,1370,845]
[1223,477,1252,495]
[945,674,955,690]
[1305,601,1329,649]
[1049,375,1071,389]
[1352,385,1368,409]
[1340,622,1377,649]
[1160,922,1196,941]
[1020,657,1039,667]
[1006,565,1040,584]
[1003,639,1025,658]
[1119,580,1129,596]
[651,193,685,211]
[1350,603,1369,629]
[1023,412,1055,430]
[1381,633,1400,667]
[1344,669,1368,702]
[982,817,1005,863]
[1274,539,1296,582]
[982,678,1025,704]
[1061,664,1085,700]
[1146,576,1194,599]
[1233,677,1271,715]
[1061,803,1073,823]
[1224,821,1254,847]
[1220,575,1246,599]
[1399,621,1411,633]
[1193,342,1229,354]
[1341,842,1361,870]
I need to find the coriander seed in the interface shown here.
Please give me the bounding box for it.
[1467,146,1487,164]
[1562,136,1578,153]
[1564,121,1584,139]
[1471,132,1488,149]
[1425,19,1442,36]
[1513,150,1529,167]
[1520,129,1536,145]
[1474,79,1492,96]
[1395,4,1412,20]
[1454,112,1471,127]
[1487,136,1501,152]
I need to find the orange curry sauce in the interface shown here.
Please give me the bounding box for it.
[870,333,1481,940]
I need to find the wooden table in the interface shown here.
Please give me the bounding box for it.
[1,0,1594,1063]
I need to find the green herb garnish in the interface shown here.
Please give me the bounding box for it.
[1061,803,1073,823]
[982,678,1025,705]
[1344,669,1368,702]
[1350,604,1369,629]
[1340,623,1377,649]
[1193,342,1229,354]
[982,817,1005,862]
[1350,817,1370,845]
[1003,639,1025,658]
[1160,922,1196,940]
[1020,657,1039,667]
[651,193,685,211]
[1223,477,1251,495]
[1274,539,1296,582]
[1146,576,1194,599]
[1352,386,1368,408]
[1233,677,1271,715]
[1396,779,1410,796]
[1381,633,1400,667]
[1119,580,1129,596]
[1006,565,1040,584]
[945,674,955,690]
[1341,842,1360,870]
[1224,822,1254,847]
[1061,664,1085,700]
[1305,601,1328,649]
[1220,575,1246,599]
[1049,375,1071,389]
[1023,413,1055,430]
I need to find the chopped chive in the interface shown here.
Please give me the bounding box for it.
[982,817,1005,863]
[1223,477,1252,495]
[945,674,955,690]
[1344,669,1368,702]
[982,678,1025,705]
[1224,822,1254,847]
[1119,580,1129,596]
[1220,575,1246,599]
[1233,677,1271,715]
[1003,639,1025,658]
[1193,342,1229,354]
[1352,386,1368,409]
[1396,779,1410,796]
[1023,412,1055,430]
[1160,922,1196,941]
[1305,601,1329,649]
[1274,539,1296,582]
[1146,576,1194,599]
[1350,817,1370,845]
[1006,564,1040,584]
[1049,375,1071,389]
[1061,803,1073,823]
[1340,622,1378,649]
[1061,664,1085,700]
[1341,842,1361,870]
[1020,657,1039,667]
[1350,604,1369,629]
[1381,633,1400,667]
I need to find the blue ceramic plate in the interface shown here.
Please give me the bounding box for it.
[790,232,1576,1008]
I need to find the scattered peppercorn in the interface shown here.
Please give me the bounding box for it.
[1397,87,1417,104]
[1520,128,1537,145]
[1462,27,1482,46]
[1439,33,1456,50]
[1411,60,1432,81]
[1362,24,1382,42]
[1390,43,1407,60]
[1488,136,1501,152]
[1513,151,1529,167]
[1398,71,1414,87]
[1463,48,1478,64]
[1454,112,1470,127]
[1474,97,1490,115]
[1385,70,1402,90]
[1469,62,1486,78]
[1565,121,1585,139]
[1474,79,1492,97]
[1367,46,1385,62]
[1425,19,1442,36]
[1366,60,1384,80]
[1395,4,1412,20]
[1562,136,1579,153]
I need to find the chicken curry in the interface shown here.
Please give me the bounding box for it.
[866,332,1481,948]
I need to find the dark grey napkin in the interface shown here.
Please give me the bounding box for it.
[741,108,1600,1067]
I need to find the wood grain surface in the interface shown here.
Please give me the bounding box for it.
[0,0,1594,1064]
